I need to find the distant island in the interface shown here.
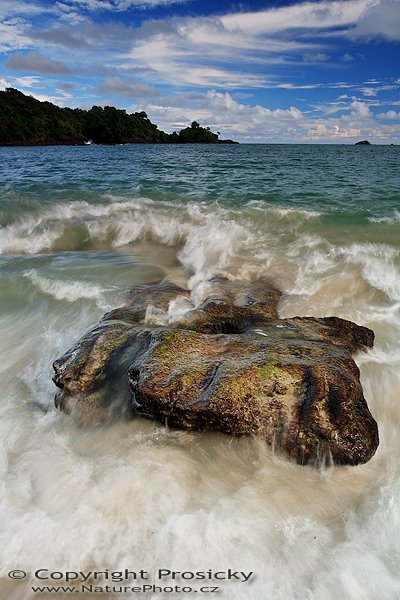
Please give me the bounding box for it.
[0,88,238,146]
[355,140,371,145]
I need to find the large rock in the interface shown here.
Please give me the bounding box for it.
[52,278,379,465]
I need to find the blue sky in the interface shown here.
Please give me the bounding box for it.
[0,0,399,142]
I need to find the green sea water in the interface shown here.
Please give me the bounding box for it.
[0,144,399,600]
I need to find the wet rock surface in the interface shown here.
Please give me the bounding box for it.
[102,280,189,324]
[177,276,281,334]
[53,277,379,465]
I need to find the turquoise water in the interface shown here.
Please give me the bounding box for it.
[0,144,400,599]
[1,144,399,213]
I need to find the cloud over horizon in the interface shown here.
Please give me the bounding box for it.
[0,0,399,142]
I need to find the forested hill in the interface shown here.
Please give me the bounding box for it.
[0,88,237,146]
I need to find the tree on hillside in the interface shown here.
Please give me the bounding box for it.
[0,89,235,145]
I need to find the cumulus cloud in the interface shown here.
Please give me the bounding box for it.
[349,100,372,117]
[136,89,303,138]
[133,89,400,144]
[4,51,71,74]
[377,110,400,120]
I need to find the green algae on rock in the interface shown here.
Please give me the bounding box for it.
[128,323,377,465]
[52,278,379,465]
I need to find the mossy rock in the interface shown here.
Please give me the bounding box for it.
[52,278,378,465]
[128,327,378,465]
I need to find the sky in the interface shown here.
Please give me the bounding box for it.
[0,0,399,143]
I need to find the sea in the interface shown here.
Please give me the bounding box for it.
[0,143,399,600]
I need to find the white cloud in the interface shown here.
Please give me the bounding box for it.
[352,0,400,40]
[126,32,273,88]
[60,0,188,11]
[120,0,398,92]
[0,74,43,90]
[179,67,269,88]
[302,52,330,63]
[357,82,400,97]
[349,100,372,117]
[277,83,323,90]
[137,90,304,138]
[341,52,355,61]
[0,1,50,19]
[359,87,378,96]
[177,19,311,56]
[1,0,400,143]
[134,89,400,144]
[24,90,74,105]
[55,2,86,23]
[121,4,322,89]
[0,19,30,52]
[9,75,43,87]
[3,0,398,102]
[220,0,378,35]
[377,110,400,120]
[0,73,74,105]
[312,100,351,115]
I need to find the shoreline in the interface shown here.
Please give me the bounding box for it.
[0,139,239,147]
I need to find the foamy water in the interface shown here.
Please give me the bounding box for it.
[0,144,399,599]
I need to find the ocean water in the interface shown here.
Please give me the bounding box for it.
[0,143,399,600]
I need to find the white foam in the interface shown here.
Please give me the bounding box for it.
[24,270,113,305]
[0,216,64,254]
[246,200,321,220]
[357,345,400,366]
[333,244,400,302]
[369,210,400,224]
[0,197,155,255]
[168,295,194,324]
